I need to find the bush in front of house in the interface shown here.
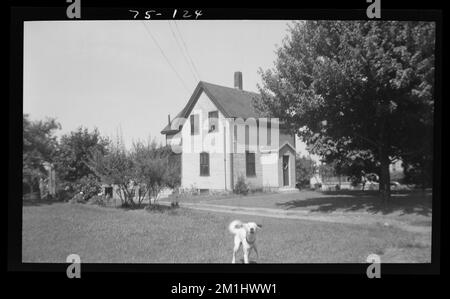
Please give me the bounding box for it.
[55,182,75,201]
[59,175,101,202]
[88,138,181,208]
[234,175,249,195]
[69,192,85,203]
[77,174,102,201]
[178,185,200,196]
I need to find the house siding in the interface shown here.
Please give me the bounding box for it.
[231,152,263,190]
[260,152,279,188]
[181,92,233,191]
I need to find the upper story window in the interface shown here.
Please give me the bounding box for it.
[267,119,272,146]
[245,123,257,150]
[190,114,199,135]
[208,111,219,133]
[245,125,249,146]
[200,152,210,176]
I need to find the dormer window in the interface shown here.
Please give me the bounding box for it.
[208,111,218,133]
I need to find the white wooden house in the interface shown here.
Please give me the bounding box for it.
[161,72,296,192]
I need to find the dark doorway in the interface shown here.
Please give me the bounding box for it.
[283,155,289,186]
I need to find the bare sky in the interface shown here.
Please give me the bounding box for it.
[24,20,308,152]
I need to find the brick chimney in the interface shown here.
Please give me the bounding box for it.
[234,71,243,90]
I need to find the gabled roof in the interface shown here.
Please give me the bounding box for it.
[161,81,262,134]
[279,141,296,153]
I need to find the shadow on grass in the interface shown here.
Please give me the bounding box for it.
[145,204,176,212]
[275,190,432,216]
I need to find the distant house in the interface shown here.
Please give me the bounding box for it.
[161,72,296,192]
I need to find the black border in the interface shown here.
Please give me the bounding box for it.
[9,1,443,282]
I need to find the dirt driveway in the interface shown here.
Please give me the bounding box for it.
[163,190,432,229]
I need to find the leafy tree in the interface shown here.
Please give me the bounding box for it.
[87,138,135,207]
[131,140,179,207]
[295,155,318,188]
[23,114,60,195]
[403,156,432,188]
[160,146,181,190]
[88,137,179,208]
[55,127,109,184]
[256,21,435,199]
[319,154,379,186]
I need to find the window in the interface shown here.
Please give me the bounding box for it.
[208,111,218,132]
[245,122,257,150]
[190,114,199,135]
[245,125,249,146]
[200,152,210,176]
[267,119,271,146]
[246,151,256,177]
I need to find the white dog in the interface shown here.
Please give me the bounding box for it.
[228,220,262,264]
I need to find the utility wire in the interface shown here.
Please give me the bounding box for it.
[168,21,199,83]
[173,21,202,81]
[140,21,190,93]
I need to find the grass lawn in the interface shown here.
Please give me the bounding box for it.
[22,201,431,263]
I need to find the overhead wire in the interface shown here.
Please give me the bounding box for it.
[140,21,190,93]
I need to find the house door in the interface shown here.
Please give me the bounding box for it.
[283,155,289,186]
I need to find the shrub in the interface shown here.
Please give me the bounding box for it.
[180,185,199,196]
[69,192,85,203]
[53,181,71,201]
[77,174,102,201]
[234,175,249,195]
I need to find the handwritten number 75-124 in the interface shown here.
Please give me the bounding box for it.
[129,9,203,19]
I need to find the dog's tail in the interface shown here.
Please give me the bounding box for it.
[228,220,243,235]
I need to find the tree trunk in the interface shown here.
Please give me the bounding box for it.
[377,109,391,201]
[378,148,391,201]
[124,187,135,207]
[116,187,124,206]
